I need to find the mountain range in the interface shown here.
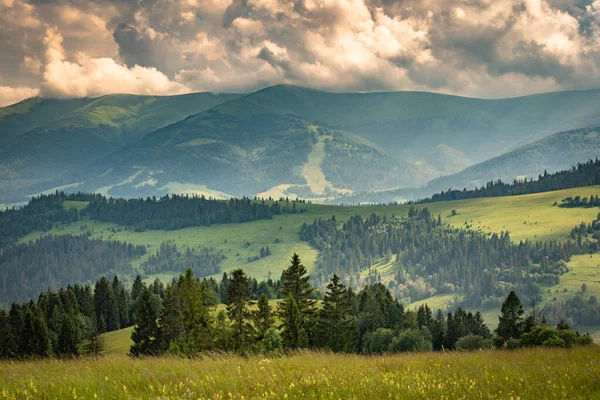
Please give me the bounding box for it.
[2,85,600,205]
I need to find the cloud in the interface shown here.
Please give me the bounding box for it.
[0,0,599,101]
[0,86,40,107]
[40,27,188,98]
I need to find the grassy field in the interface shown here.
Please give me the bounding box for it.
[21,186,600,283]
[16,186,600,341]
[1,347,599,399]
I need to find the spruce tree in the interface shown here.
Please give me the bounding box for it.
[253,294,275,341]
[158,283,185,351]
[227,269,254,351]
[83,315,105,357]
[57,312,80,357]
[316,274,355,352]
[495,290,524,345]
[130,285,160,356]
[0,309,17,359]
[278,253,315,348]
[219,272,229,304]
[213,310,232,351]
[179,269,213,354]
[279,294,304,348]
[23,306,50,357]
[94,277,119,332]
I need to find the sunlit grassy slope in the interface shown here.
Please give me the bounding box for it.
[1,347,599,399]
[21,186,600,283]
[17,186,600,344]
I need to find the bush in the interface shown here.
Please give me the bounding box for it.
[363,328,394,354]
[262,328,282,352]
[456,335,493,351]
[389,329,432,352]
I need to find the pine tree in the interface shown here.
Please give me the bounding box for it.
[158,283,185,351]
[495,290,524,345]
[83,315,105,357]
[179,269,213,354]
[130,285,160,356]
[253,294,274,341]
[0,309,17,359]
[213,310,232,351]
[278,254,316,348]
[57,312,80,357]
[227,269,255,352]
[219,272,229,304]
[316,275,356,352]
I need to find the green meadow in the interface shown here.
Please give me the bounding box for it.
[21,186,600,282]
[1,347,599,399]
[16,186,600,343]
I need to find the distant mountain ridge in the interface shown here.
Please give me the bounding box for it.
[2,85,600,204]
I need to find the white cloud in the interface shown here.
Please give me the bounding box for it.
[0,86,40,107]
[40,27,189,98]
[0,0,600,101]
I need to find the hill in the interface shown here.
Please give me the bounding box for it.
[227,85,600,165]
[0,93,242,203]
[3,86,600,204]
[80,109,434,199]
[425,126,600,194]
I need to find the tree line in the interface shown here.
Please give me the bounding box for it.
[0,275,143,358]
[300,208,594,308]
[141,241,225,277]
[0,235,146,306]
[0,191,308,249]
[0,254,592,359]
[129,255,592,356]
[416,158,600,204]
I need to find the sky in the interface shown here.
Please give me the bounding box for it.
[1,0,600,106]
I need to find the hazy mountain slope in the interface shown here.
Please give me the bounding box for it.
[0,93,242,203]
[327,125,600,205]
[3,85,600,204]
[0,97,92,146]
[425,126,600,192]
[222,85,600,165]
[80,106,430,198]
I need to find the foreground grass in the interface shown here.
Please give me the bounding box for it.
[1,347,599,399]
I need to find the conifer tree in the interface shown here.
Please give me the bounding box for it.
[316,274,356,352]
[219,272,229,304]
[130,285,160,356]
[279,294,304,348]
[495,290,524,345]
[179,269,213,354]
[227,269,254,351]
[83,315,105,357]
[23,306,50,357]
[159,283,185,351]
[278,253,316,348]
[253,294,275,341]
[0,309,17,359]
[94,277,119,332]
[57,312,80,357]
[213,310,233,350]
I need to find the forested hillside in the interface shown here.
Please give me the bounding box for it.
[300,208,590,308]
[3,86,600,204]
[0,93,241,203]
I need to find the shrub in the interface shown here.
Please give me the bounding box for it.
[362,328,394,354]
[389,329,432,352]
[262,328,282,352]
[456,335,493,351]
